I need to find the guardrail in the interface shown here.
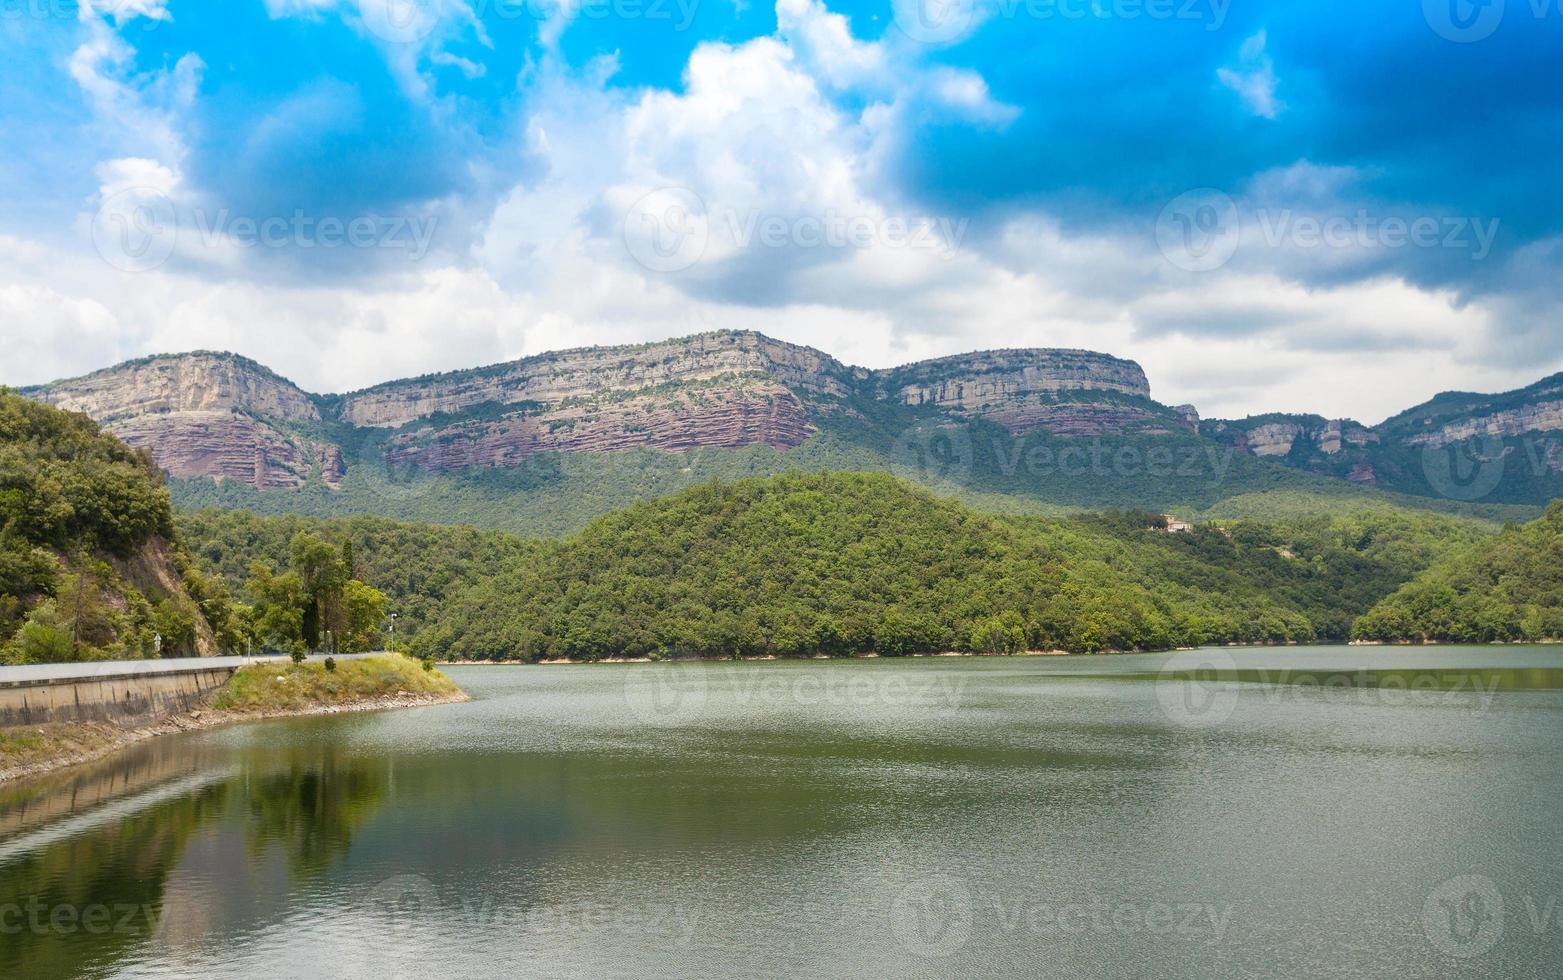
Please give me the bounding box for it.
[0,653,384,689]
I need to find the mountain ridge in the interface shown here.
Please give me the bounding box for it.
[20,331,1563,526]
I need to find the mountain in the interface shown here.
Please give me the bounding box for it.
[1205,373,1563,505]
[0,391,229,661]
[22,331,1550,534]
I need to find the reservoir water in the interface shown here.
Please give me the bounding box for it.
[3,647,1561,979]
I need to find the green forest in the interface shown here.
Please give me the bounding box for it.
[1353,500,1563,643]
[0,389,202,662]
[393,472,1501,660]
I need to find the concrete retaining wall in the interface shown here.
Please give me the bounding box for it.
[0,667,239,729]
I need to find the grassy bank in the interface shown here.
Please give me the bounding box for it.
[212,654,462,712]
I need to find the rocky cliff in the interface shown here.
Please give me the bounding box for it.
[1386,374,1563,449]
[29,352,319,422]
[1207,373,1563,499]
[29,332,1169,488]
[334,331,859,429]
[24,353,339,491]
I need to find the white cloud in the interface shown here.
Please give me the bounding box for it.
[5,0,1560,427]
[1218,29,1282,120]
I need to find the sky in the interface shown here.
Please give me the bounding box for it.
[0,0,1559,423]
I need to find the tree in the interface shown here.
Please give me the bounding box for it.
[290,532,348,650]
[248,560,306,654]
[340,579,388,653]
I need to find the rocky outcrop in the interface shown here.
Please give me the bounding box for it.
[28,352,319,423]
[337,331,857,429]
[876,349,1165,436]
[107,412,341,490]
[884,349,1151,410]
[1401,399,1563,449]
[384,380,813,472]
[1207,416,1378,458]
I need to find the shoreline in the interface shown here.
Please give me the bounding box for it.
[0,688,469,786]
[440,649,1081,666]
[441,639,1563,666]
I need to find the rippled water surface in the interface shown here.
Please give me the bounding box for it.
[3,647,1562,979]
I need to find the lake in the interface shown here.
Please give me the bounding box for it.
[3,647,1561,979]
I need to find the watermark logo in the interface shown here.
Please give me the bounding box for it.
[623,663,710,725]
[1156,191,1499,272]
[888,877,1235,957]
[365,873,442,931]
[889,875,975,958]
[890,421,974,488]
[623,187,709,273]
[1423,0,1505,42]
[360,0,445,44]
[1421,435,1507,501]
[92,187,178,273]
[1423,875,1505,958]
[1156,188,1241,273]
[892,0,977,43]
[90,197,438,272]
[1155,649,1240,728]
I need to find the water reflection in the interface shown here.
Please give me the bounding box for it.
[0,650,1560,980]
[0,744,389,980]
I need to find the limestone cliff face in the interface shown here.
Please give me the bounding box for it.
[1400,398,1563,449]
[24,334,1209,488]
[384,380,814,472]
[106,413,343,490]
[877,349,1177,435]
[26,353,334,491]
[884,349,1151,409]
[30,352,319,423]
[1207,417,1379,458]
[336,331,857,429]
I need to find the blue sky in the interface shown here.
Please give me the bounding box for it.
[1,0,1559,421]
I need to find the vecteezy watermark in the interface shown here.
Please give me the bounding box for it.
[891,421,975,488]
[891,0,1231,44]
[1157,659,1509,727]
[622,187,967,274]
[1421,874,1563,959]
[354,0,702,44]
[363,873,702,950]
[92,188,179,274]
[1421,435,1509,502]
[1155,649,1242,728]
[889,875,1236,959]
[891,424,1238,491]
[1420,433,1563,501]
[91,188,439,272]
[0,897,161,936]
[2,0,163,23]
[625,663,970,725]
[1417,0,1563,43]
[1156,190,1501,273]
[989,435,1236,486]
[623,663,712,725]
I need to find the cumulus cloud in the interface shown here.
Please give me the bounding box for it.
[0,0,1558,427]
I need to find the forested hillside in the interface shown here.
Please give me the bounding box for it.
[176,510,535,648]
[1353,502,1563,643]
[0,390,216,661]
[385,472,1489,660]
